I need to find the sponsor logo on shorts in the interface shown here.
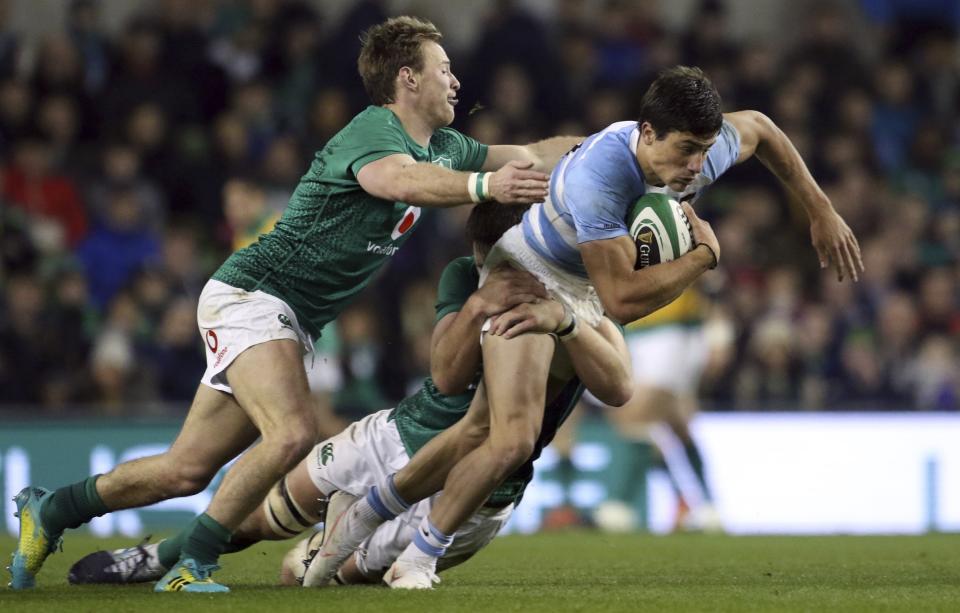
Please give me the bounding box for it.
[278,313,293,329]
[206,330,218,353]
[319,442,334,466]
[213,345,229,368]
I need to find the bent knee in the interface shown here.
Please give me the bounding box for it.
[264,428,317,469]
[161,460,217,497]
[487,437,537,477]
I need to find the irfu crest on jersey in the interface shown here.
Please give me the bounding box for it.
[431,155,453,169]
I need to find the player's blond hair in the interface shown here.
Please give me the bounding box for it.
[357,16,443,105]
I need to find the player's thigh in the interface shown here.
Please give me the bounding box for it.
[166,383,260,475]
[284,451,324,502]
[481,332,554,438]
[224,338,316,436]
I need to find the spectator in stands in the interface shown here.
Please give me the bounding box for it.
[76,186,160,309]
[0,0,954,415]
[222,176,279,251]
[4,136,87,249]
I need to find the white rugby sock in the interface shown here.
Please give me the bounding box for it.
[396,516,453,569]
[351,495,388,532]
[364,474,411,521]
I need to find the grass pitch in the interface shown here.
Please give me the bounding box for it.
[2,532,959,612]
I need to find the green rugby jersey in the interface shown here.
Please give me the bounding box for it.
[391,256,585,507]
[213,106,488,337]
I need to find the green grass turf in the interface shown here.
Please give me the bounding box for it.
[1,532,959,612]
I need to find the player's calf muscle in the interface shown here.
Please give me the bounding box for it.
[98,454,212,508]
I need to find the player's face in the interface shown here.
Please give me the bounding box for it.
[415,41,460,127]
[639,123,717,192]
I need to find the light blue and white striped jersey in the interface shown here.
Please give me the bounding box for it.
[520,119,741,277]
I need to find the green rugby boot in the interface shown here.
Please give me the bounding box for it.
[8,486,62,589]
[154,557,229,593]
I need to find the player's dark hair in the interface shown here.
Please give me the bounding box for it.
[466,202,530,252]
[357,16,443,105]
[638,66,723,139]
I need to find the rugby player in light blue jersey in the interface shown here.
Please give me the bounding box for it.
[308,66,864,589]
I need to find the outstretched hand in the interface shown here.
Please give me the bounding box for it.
[487,160,550,205]
[810,209,863,282]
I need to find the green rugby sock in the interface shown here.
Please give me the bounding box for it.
[158,524,254,570]
[39,475,109,534]
[223,537,256,554]
[180,513,232,567]
[158,517,199,569]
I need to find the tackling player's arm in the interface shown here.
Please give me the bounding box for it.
[725,110,863,282]
[482,136,584,175]
[488,304,633,407]
[431,265,548,395]
[581,203,719,325]
[356,154,549,207]
[564,317,633,407]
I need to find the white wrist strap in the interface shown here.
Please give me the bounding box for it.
[468,172,490,203]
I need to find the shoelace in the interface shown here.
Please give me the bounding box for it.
[105,537,153,578]
[186,562,221,581]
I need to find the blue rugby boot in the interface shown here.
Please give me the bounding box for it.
[154,557,229,593]
[8,486,62,589]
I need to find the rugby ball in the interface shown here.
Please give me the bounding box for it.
[627,193,693,269]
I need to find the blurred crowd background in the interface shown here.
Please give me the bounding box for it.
[0,0,957,417]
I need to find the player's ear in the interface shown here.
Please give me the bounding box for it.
[640,122,657,146]
[398,66,418,92]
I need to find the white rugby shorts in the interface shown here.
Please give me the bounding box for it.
[626,324,708,394]
[197,279,313,394]
[480,224,604,327]
[306,409,513,576]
